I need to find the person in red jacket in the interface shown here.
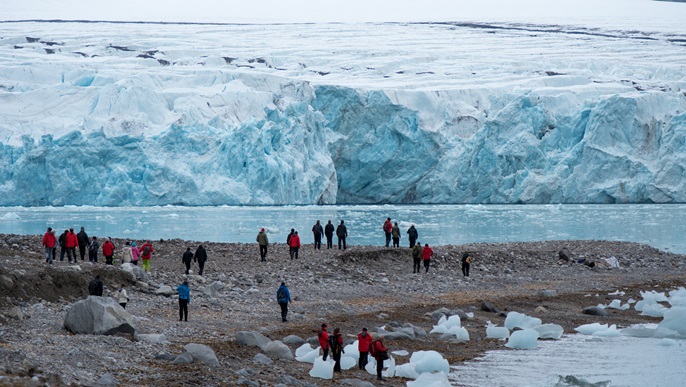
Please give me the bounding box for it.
[139,242,154,273]
[357,327,374,369]
[288,231,301,260]
[65,228,79,264]
[422,243,434,273]
[318,323,330,360]
[102,238,116,265]
[383,218,392,247]
[372,336,389,381]
[42,227,56,264]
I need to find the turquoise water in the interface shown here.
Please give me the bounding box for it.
[0,204,684,253]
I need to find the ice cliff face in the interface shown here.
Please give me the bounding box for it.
[0,21,685,205]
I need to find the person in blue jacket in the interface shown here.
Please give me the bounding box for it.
[177,280,191,322]
[276,282,291,322]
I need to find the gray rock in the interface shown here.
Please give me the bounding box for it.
[96,373,117,386]
[154,285,175,296]
[451,309,470,320]
[155,352,176,361]
[7,306,23,320]
[64,296,136,335]
[137,333,169,344]
[121,264,149,282]
[481,300,500,313]
[236,368,255,378]
[262,340,294,360]
[559,248,571,262]
[0,275,13,289]
[378,313,389,319]
[203,281,225,297]
[305,336,319,347]
[237,331,272,349]
[539,290,557,298]
[403,323,427,337]
[583,306,609,317]
[172,352,193,365]
[282,335,306,346]
[253,353,273,365]
[236,379,259,386]
[340,379,375,387]
[185,343,219,366]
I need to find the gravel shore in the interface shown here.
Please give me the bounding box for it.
[1,234,684,386]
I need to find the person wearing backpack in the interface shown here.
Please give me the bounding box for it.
[89,236,100,263]
[276,282,291,322]
[194,245,208,275]
[391,222,401,248]
[288,231,301,260]
[370,336,389,381]
[286,229,296,259]
[42,227,56,265]
[412,242,422,273]
[357,327,373,369]
[58,229,68,262]
[329,327,344,372]
[77,227,89,261]
[461,252,472,277]
[318,324,330,360]
[182,247,193,275]
[324,220,334,249]
[382,218,392,247]
[407,224,418,248]
[102,237,115,265]
[130,242,140,265]
[311,220,324,250]
[88,275,103,296]
[139,242,153,273]
[177,280,190,322]
[256,228,269,262]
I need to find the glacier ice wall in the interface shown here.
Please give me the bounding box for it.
[0,21,685,205]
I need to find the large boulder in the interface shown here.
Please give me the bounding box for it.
[120,263,149,282]
[237,331,271,349]
[155,285,175,296]
[64,296,136,335]
[184,343,220,366]
[203,281,225,297]
[262,340,294,360]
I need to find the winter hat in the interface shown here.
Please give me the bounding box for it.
[321,323,327,328]
[261,228,265,232]
[132,242,136,247]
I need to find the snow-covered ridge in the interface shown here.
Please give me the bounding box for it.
[0,20,685,205]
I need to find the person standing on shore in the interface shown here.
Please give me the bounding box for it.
[391,222,401,248]
[357,327,373,369]
[130,242,140,265]
[407,224,418,248]
[383,218,392,247]
[89,236,99,263]
[371,335,389,381]
[422,243,434,273]
[58,229,68,262]
[318,323,330,360]
[287,229,296,259]
[182,247,193,275]
[461,252,471,277]
[66,228,79,263]
[194,245,207,275]
[42,227,56,265]
[88,275,103,296]
[256,228,269,261]
[117,284,128,309]
[412,242,422,273]
[177,280,190,322]
[289,231,301,260]
[102,237,115,265]
[329,327,344,372]
[336,220,348,250]
[325,220,334,249]
[139,241,154,273]
[276,282,291,322]
[312,220,324,250]
[77,227,89,261]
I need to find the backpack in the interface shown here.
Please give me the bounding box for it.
[277,287,286,301]
[89,243,98,252]
[142,245,150,256]
[368,340,377,357]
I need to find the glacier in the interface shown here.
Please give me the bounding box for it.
[1,14,685,205]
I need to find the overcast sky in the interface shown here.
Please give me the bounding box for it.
[2,0,685,24]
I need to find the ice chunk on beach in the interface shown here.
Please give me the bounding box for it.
[607,299,630,310]
[641,303,668,318]
[534,324,564,339]
[410,351,450,374]
[295,344,320,363]
[635,290,669,312]
[340,355,357,370]
[382,355,396,377]
[485,321,510,339]
[343,341,360,360]
[365,356,377,375]
[407,371,452,387]
[658,338,678,346]
[392,350,409,356]
[309,357,334,379]
[668,288,686,307]
[505,329,540,349]
[395,362,420,379]
[608,290,626,296]
[504,311,542,330]
[575,323,608,335]
[431,315,461,332]
[658,306,686,335]
[594,324,621,337]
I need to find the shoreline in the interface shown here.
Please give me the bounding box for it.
[0,234,684,386]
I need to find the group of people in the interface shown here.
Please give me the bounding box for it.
[181,245,208,275]
[255,220,349,261]
[87,275,129,309]
[41,227,154,272]
[383,218,420,248]
[318,324,389,381]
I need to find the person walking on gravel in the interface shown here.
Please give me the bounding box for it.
[42,227,56,265]
[288,231,301,260]
[391,222,401,248]
[194,244,208,275]
[256,228,269,261]
[139,241,154,273]
[65,228,79,263]
[412,242,422,273]
[422,243,434,273]
[89,236,99,263]
[88,275,103,296]
[461,252,471,277]
[77,227,89,261]
[336,220,348,250]
[276,282,291,322]
[312,220,324,250]
[357,327,373,369]
[102,237,115,265]
[117,284,129,309]
[383,218,392,247]
[130,242,140,266]
[407,224,418,248]
[325,220,335,249]
[182,247,193,275]
[177,280,190,322]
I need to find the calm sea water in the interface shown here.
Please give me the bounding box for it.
[0,204,684,253]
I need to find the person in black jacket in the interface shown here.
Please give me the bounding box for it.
[194,245,208,276]
[336,220,348,250]
[88,275,103,296]
[58,229,68,262]
[182,247,193,275]
[324,220,335,249]
[407,224,418,248]
[77,227,89,261]
[311,220,324,250]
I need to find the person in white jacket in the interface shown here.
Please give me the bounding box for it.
[117,284,129,309]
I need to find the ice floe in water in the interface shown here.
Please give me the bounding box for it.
[505,329,540,349]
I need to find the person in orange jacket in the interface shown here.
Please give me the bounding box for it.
[288,231,301,260]
[422,243,434,273]
[318,323,330,360]
[357,327,374,369]
[42,227,56,264]
[65,228,79,263]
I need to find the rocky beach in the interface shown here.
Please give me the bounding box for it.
[1,234,685,386]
